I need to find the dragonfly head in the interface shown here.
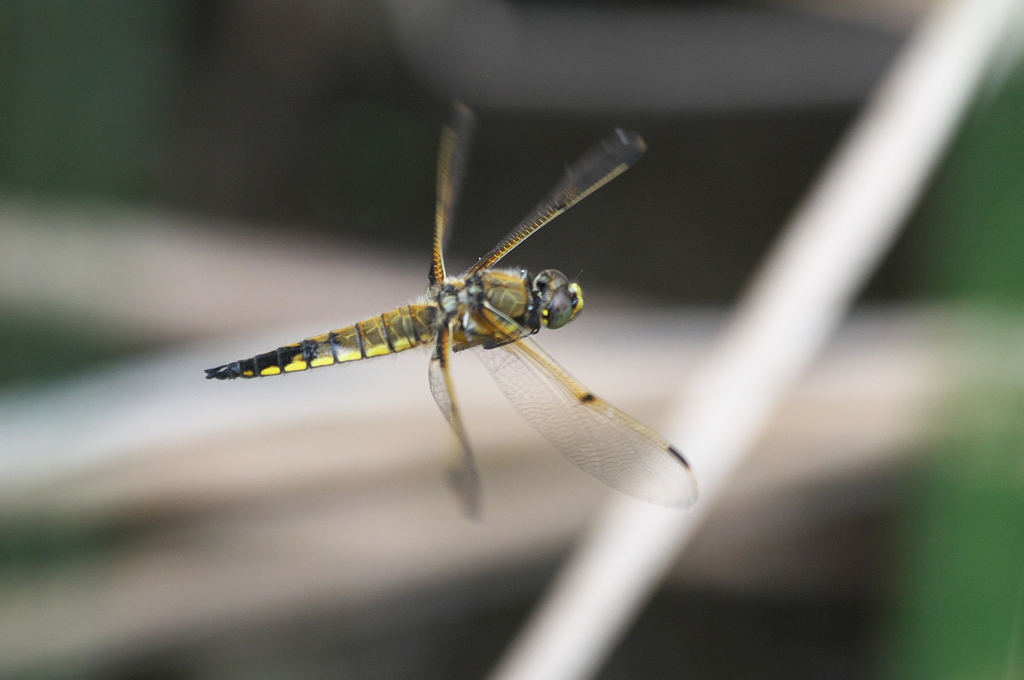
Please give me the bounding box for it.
[533,269,584,330]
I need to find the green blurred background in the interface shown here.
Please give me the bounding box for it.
[884,59,1024,680]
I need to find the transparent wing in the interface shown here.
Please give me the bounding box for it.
[462,128,646,277]
[475,334,697,508]
[428,324,482,517]
[431,102,476,286]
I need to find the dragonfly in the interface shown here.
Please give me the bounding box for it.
[206,103,697,515]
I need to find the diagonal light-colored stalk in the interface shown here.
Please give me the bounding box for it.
[488,1,1024,679]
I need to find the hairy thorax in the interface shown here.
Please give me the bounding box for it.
[433,269,536,351]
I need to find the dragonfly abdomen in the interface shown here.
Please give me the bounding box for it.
[205,304,438,380]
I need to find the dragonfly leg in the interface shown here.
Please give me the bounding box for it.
[429,323,482,517]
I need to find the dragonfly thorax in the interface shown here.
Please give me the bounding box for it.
[430,268,568,350]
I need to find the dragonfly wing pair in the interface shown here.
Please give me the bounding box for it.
[476,304,697,507]
[428,104,696,512]
[428,104,483,514]
[428,324,482,517]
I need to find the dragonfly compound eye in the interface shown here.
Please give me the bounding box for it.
[543,287,577,329]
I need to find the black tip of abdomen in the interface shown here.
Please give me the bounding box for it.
[205,363,238,380]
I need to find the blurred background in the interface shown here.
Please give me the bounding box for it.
[1,0,1024,678]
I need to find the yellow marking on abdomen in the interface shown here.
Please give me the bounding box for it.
[210,304,439,380]
[356,319,391,357]
[283,357,307,372]
[309,304,436,367]
[382,308,414,351]
[301,333,336,367]
[330,326,363,362]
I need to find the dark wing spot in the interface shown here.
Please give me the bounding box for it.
[668,445,692,470]
[579,392,596,403]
